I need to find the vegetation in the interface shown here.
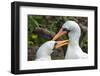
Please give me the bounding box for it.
[28,15,88,61]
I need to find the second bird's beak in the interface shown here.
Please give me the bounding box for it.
[54,40,69,49]
[52,28,68,40]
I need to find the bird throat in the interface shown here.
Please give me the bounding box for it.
[69,36,80,46]
[68,31,80,46]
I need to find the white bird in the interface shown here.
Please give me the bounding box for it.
[36,40,68,61]
[53,21,88,59]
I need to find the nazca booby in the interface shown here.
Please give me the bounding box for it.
[53,21,88,59]
[36,40,69,61]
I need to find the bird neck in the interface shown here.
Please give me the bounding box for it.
[68,30,81,46]
[68,34,82,53]
[69,40,79,46]
[69,34,80,46]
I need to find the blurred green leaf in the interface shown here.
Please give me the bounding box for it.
[31,34,38,39]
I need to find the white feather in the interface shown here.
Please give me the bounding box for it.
[63,21,88,59]
[35,41,55,61]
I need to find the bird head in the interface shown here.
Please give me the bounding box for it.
[52,21,81,41]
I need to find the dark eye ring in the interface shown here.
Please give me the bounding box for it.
[62,28,70,32]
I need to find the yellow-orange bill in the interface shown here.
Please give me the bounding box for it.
[52,28,67,40]
[55,40,69,49]
[55,43,68,49]
[57,40,69,44]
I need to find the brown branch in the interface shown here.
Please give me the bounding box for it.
[33,27,63,40]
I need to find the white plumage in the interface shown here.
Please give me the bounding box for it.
[35,40,68,61]
[53,21,88,59]
[35,41,55,61]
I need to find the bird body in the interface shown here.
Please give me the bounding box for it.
[65,43,87,59]
[36,56,51,61]
[63,21,88,59]
[53,21,88,59]
[35,41,55,61]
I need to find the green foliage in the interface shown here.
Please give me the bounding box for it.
[28,15,65,48]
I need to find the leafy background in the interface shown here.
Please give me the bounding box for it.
[28,15,88,61]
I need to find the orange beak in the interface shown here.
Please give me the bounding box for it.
[54,40,69,49]
[52,28,68,40]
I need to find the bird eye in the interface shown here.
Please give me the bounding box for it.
[62,28,67,31]
[62,28,70,32]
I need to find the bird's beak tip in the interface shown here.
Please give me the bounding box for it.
[55,40,69,49]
